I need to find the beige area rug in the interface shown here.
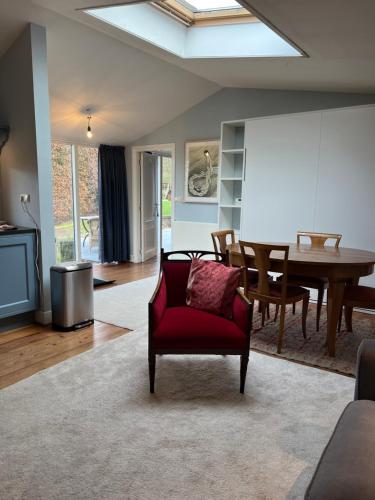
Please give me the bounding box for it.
[94,276,158,330]
[251,303,375,377]
[0,327,354,500]
[93,277,374,377]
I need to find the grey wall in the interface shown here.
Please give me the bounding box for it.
[131,87,375,228]
[0,23,55,321]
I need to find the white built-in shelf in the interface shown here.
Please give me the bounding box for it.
[219,120,246,232]
[221,148,244,154]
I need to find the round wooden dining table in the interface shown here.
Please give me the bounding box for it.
[228,243,375,357]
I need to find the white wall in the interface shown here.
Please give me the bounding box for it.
[0,24,55,321]
[172,221,218,252]
[131,88,375,255]
[242,105,375,286]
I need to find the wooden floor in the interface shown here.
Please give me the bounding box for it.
[0,258,159,390]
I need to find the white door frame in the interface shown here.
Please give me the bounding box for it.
[131,143,175,263]
[139,152,159,262]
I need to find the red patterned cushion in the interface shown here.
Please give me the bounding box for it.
[186,258,240,318]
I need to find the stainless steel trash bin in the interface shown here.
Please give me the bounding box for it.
[50,262,94,331]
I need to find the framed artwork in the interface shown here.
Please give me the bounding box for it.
[184,140,220,203]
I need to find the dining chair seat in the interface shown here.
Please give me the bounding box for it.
[252,282,309,301]
[343,285,375,307]
[281,275,328,288]
[277,274,328,324]
[339,285,375,333]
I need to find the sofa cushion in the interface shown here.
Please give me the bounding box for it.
[305,400,375,500]
[186,258,240,318]
[153,306,247,351]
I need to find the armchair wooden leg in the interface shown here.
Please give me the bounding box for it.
[240,354,249,394]
[316,286,324,332]
[277,305,286,354]
[266,304,270,319]
[344,305,353,333]
[149,354,156,393]
[292,303,296,315]
[302,296,309,338]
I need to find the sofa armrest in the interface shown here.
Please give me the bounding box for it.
[355,339,375,401]
[149,273,167,332]
[232,288,253,335]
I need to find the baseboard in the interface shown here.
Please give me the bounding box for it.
[0,312,35,333]
[35,309,52,325]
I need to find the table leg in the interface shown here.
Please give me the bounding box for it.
[326,279,346,357]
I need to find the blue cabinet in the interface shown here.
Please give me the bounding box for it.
[0,231,38,318]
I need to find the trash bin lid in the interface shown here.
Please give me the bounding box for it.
[51,261,92,273]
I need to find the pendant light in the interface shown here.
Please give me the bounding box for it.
[86,114,93,139]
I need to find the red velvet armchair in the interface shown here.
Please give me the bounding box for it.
[148,250,253,393]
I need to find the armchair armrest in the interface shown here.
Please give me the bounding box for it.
[232,287,253,335]
[149,273,167,332]
[355,339,375,401]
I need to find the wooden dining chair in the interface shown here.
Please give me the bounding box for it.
[338,285,375,333]
[277,231,342,331]
[240,241,309,354]
[211,229,272,320]
[211,229,260,285]
[211,229,235,259]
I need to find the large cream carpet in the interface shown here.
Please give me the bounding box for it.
[94,276,158,330]
[0,328,353,500]
[93,277,375,376]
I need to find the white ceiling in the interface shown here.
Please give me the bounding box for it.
[0,0,374,144]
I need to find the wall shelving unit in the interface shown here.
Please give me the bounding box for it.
[218,120,246,234]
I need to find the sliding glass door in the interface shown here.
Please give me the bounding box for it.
[52,142,100,264]
[77,145,99,261]
[52,143,76,263]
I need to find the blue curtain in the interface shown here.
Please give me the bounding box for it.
[99,145,130,263]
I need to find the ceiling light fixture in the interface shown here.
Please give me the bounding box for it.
[86,114,93,139]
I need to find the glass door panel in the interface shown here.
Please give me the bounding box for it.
[77,145,100,262]
[161,156,172,252]
[52,143,76,263]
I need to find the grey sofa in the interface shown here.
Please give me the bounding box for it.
[305,339,375,500]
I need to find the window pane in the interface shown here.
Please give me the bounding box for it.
[77,145,99,262]
[161,156,172,251]
[52,143,76,263]
[183,0,240,11]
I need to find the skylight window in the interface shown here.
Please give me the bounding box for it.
[180,0,241,12]
[85,2,303,59]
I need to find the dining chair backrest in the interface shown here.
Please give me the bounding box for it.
[297,231,342,248]
[239,241,290,302]
[211,229,235,254]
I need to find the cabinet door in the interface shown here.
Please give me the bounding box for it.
[0,233,37,318]
[314,106,375,287]
[241,113,321,242]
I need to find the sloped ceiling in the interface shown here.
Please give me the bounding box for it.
[0,0,374,145]
[44,9,219,144]
[0,0,219,145]
[34,0,375,93]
